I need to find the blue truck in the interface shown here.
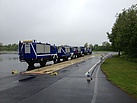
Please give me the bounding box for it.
[70,47,83,58]
[19,40,58,70]
[81,47,92,55]
[57,45,71,62]
[80,46,88,55]
[87,47,92,54]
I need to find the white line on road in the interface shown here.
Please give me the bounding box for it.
[90,54,110,103]
[91,66,100,103]
[85,60,100,75]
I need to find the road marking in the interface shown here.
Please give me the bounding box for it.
[85,60,100,75]
[91,66,100,103]
[85,54,110,76]
[90,54,110,103]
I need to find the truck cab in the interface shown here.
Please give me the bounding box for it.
[57,46,71,62]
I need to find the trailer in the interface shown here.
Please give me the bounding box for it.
[81,47,92,55]
[57,46,71,62]
[19,40,58,70]
[87,47,92,54]
[80,46,88,55]
[71,47,83,58]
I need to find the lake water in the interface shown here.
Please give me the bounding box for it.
[0,53,28,78]
[0,53,54,78]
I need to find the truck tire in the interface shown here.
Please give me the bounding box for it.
[40,61,45,67]
[63,57,68,61]
[71,55,76,59]
[26,60,35,71]
[53,58,58,64]
[27,62,35,71]
[57,58,60,63]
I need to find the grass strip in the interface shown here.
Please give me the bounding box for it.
[101,55,137,99]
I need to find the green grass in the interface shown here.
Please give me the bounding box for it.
[101,55,137,99]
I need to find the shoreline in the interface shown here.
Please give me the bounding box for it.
[0,51,18,54]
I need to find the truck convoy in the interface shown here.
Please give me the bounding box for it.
[19,40,92,70]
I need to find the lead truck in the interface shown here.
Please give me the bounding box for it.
[19,40,58,70]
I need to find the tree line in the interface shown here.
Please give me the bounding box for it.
[84,41,113,51]
[0,41,113,51]
[107,4,137,58]
[0,43,18,51]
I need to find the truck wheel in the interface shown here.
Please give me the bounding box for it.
[27,63,35,71]
[40,61,45,67]
[57,58,60,63]
[74,55,76,59]
[71,55,75,59]
[53,58,58,64]
[63,57,68,61]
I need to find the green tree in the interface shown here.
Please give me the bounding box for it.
[0,43,18,51]
[84,43,88,48]
[107,4,137,57]
[102,41,111,51]
[89,44,93,50]
[93,44,99,50]
[0,42,3,51]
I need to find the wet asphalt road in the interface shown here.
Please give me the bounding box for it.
[0,54,137,103]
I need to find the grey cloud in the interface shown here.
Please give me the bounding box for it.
[0,0,136,45]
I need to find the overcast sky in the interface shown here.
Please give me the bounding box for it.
[0,0,136,46]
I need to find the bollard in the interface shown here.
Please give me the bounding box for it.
[12,70,18,74]
[50,72,58,76]
[53,72,58,75]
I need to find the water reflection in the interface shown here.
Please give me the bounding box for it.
[0,54,19,62]
[0,58,2,62]
[8,57,18,61]
[0,53,27,78]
